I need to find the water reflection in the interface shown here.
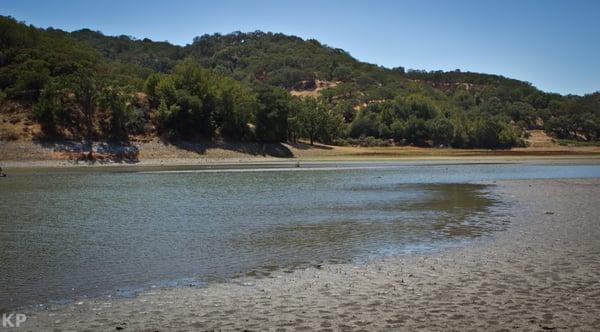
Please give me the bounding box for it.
[244,183,500,266]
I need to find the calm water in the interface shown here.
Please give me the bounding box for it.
[1,162,599,309]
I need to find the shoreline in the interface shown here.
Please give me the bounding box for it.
[15,178,600,330]
[2,139,600,170]
[3,155,600,172]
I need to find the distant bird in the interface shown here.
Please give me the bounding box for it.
[0,167,6,177]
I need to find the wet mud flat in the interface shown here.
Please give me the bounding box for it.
[16,178,600,331]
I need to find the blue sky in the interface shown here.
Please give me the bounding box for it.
[2,0,599,95]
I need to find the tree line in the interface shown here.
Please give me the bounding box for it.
[1,15,598,148]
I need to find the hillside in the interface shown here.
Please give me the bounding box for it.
[1,15,599,157]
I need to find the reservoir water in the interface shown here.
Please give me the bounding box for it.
[1,162,599,309]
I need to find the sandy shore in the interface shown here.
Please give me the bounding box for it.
[2,139,600,170]
[14,178,600,331]
[3,155,600,173]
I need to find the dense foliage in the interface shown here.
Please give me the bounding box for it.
[1,16,598,148]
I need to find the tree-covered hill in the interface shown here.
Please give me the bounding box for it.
[1,15,598,148]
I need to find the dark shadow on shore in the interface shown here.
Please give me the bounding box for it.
[166,140,295,158]
[33,140,140,164]
[286,141,333,151]
[32,139,296,163]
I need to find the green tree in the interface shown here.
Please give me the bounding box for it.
[404,116,429,145]
[297,98,322,145]
[144,73,163,107]
[33,78,65,137]
[255,86,290,142]
[429,117,454,146]
[318,104,345,144]
[10,59,50,102]
[404,94,438,120]
[71,68,101,141]
[348,111,380,138]
[99,85,131,140]
[390,120,405,142]
[217,80,256,139]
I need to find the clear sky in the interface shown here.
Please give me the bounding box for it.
[2,0,599,95]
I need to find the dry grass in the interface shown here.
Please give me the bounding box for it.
[290,80,338,97]
[526,129,556,148]
[0,107,41,141]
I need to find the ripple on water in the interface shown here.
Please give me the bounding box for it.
[3,162,598,308]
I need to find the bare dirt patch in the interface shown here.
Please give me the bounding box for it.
[290,80,338,97]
